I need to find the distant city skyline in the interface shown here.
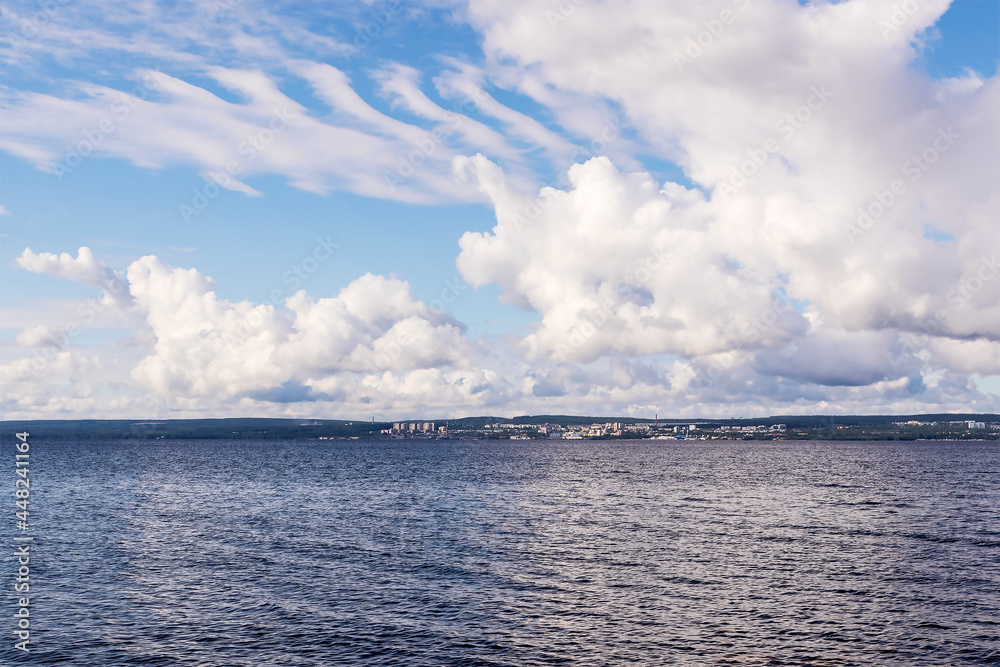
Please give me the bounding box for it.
[1,0,998,420]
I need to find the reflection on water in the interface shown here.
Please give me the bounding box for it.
[8,439,999,665]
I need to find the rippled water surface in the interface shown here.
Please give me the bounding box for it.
[6,439,999,665]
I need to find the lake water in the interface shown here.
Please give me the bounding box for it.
[5,439,999,665]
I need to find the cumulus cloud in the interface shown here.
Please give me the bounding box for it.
[123,255,475,399]
[2,248,520,417]
[2,1,998,418]
[15,325,67,349]
[3,245,999,418]
[447,0,998,410]
[753,329,904,387]
[460,0,999,325]
[17,247,133,308]
[456,154,809,361]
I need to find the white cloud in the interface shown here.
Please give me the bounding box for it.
[17,246,133,309]
[14,325,65,349]
[455,154,806,361]
[123,255,476,398]
[374,63,523,163]
[0,67,481,204]
[2,1,998,419]
[449,0,998,402]
[435,63,580,168]
[753,329,904,387]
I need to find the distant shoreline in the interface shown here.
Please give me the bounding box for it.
[3,414,997,442]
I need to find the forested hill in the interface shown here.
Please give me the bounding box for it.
[2,414,997,440]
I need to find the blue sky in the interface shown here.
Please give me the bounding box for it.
[1,0,998,420]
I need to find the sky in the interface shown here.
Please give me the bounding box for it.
[0,0,998,421]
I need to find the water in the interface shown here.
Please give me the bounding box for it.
[4,439,999,665]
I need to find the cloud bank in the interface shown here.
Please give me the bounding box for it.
[1,0,998,418]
